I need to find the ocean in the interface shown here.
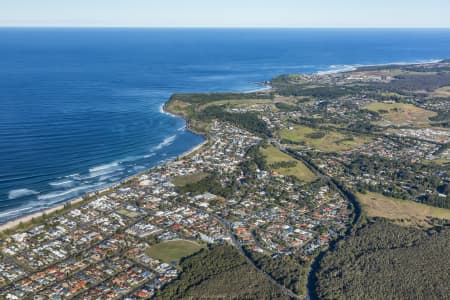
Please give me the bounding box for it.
[1,28,450,223]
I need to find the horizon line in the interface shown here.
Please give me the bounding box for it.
[1,26,450,30]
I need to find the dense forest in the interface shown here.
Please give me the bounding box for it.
[170,92,273,105]
[273,83,355,99]
[241,144,268,174]
[344,154,449,208]
[198,105,272,137]
[158,245,290,299]
[315,219,450,299]
[178,172,237,198]
[245,250,309,296]
[430,109,450,127]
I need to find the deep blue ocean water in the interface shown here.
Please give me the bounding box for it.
[1,28,450,223]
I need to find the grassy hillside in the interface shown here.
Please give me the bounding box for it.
[280,125,370,152]
[364,102,436,127]
[357,192,450,227]
[145,240,204,264]
[260,145,317,182]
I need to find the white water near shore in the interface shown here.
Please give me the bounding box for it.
[1,58,446,229]
[0,134,208,232]
[8,189,39,200]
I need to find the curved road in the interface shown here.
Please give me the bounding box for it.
[279,144,362,300]
[213,214,301,300]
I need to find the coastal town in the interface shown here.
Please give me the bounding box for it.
[0,121,352,299]
[1,61,449,299]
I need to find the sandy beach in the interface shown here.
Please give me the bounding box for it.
[0,130,207,234]
[0,197,84,232]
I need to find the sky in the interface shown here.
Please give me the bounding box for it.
[1,0,450,28]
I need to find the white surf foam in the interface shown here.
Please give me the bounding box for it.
[120,156,139,163]
[8,189,39,200]
[368,59,442,67]
[317,59,443,75]
[106,177,121,183]
[317,65,357,75]
[49,180,75,188]
[80,167,124,180]
[87,162,124,178]
[89,162,120,173]
[159,104,176,118]
[0,205,37,218]
[65,173,79,178]
[98,174,115,182]
[38,183,105,201]
[152,135,176,151]
[244,85,272,93]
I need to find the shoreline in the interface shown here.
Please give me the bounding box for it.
[0,197,83,232]
[317,58,442,75]
[0,137,207,233]
[0,138,209,233]
[0,103,208,233]
[1,58,445,233]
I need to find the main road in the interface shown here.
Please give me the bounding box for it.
[274,141,362,300]
[213,213,302,300]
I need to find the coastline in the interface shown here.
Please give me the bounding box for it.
[1,58,444,234]
[0,197,83,232]
[0,138,208,234]
[317,58,442,75]
[0,102,208,233]
[0,79,273,233]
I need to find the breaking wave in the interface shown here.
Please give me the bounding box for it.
[88,162,123,178]
[8,189,39,200]
[0,206,37,219]
[316,59,442,75]
[49,180,75,188]
[159,104,176,118]
[89,162,120,173]
[317,65,357,75]
[152,135,176,151]
[38,182,106,201]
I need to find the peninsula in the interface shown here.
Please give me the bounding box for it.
[1,61,449,299]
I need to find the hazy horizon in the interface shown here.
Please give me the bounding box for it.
[1,0,450,28]
[1,27,450,29]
